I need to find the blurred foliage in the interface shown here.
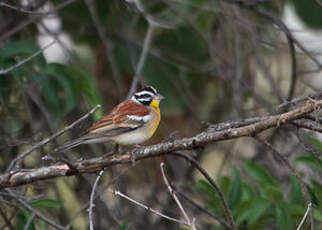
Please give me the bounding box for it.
[15,198,61,230]
[0,40,101,127]
[1,0,322,229]
[291,0,322,29]
[196,160,322,230]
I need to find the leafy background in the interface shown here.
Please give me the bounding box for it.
[1,0,322,229]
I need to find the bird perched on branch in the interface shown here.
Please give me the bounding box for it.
[54,86,165,153]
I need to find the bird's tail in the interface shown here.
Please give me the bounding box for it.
[51,138,85,154]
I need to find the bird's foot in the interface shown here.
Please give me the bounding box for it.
[114,144,120,154]
[130,149,137,166]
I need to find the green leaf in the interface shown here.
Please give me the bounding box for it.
[45,63,77,112]
[295,156,322,169]
[290,176,304,205]
[42,77,63,124]
[59,65,102,119]
[235,199,253,226]
[195,179,217,198]
[292,0,322,29]
[219,176,231,196]
[235,197,270,227]
[289,204,306,219]
[248,197,270,226]
[307,135,322,151]
[241,182,255,201]
[118,221,129,230]
[228,168,242,209]
[275,203,291,230]
[0,40,46,67]
[314,208,322,222]
[195,179,222,214]
[0,40,38,58]
[29,198,61,209]
[39,63,102,123]
[245,161,278,187]
[15,212,36,230]
[264,185,284,203]
[311,180,322,206]
[0,75,11,101]
[154,25,209,65]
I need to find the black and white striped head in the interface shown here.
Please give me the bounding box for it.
[132,86,164,106]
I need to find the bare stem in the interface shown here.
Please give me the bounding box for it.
[170,152,237,230]
[127,23,155,98]
[296,203,312,230]
[89,170,105,230]
[160,162,197,230]
[108,189,189,226]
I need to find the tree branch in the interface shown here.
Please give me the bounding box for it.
[0,99,321,189]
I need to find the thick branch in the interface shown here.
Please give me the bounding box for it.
[0,100,321,189]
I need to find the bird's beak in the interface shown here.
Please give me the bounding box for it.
[154,93,165,101]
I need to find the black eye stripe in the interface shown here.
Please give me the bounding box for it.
[135,94,153,99]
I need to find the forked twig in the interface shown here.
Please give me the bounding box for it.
[108,188,189,226]
[170,152,237,230]
[160,162,197,230]
[174,188,231,229]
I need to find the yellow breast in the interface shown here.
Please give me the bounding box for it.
[149,100,161,136]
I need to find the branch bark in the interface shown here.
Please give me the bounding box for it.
[0,99,321,189]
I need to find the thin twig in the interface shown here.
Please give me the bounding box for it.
[292,119,322,133]
[160,162,196,230]
[174,188,231,229]
[66,166,131,228]
[296,203,312,230]
[6,104,101,172]
[89,170,105,230]
[0,40,56,75]
[0,2,54,15]
[0,0,77,42]
[127,23,155,98]
[227,0,322,68]
[278,92,322,109]
[23,213,36,230]
[84,0,124,97]
[169,152,237,230]
[0,208,14,230]
[108,188,189,226]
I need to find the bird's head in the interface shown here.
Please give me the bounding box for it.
[132,86,165,108]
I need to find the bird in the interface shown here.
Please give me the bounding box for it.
[53,86,165,154]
